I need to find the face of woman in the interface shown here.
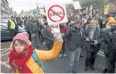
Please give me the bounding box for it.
[91,23,97,29]
[14,40,25,53]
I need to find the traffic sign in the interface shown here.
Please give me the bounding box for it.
[45,4,67,25]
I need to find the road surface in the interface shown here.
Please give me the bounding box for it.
[1,40,115,73]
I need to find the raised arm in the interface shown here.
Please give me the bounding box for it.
[36,23,63,61]
[35,40,63,61]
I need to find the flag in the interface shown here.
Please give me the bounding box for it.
[104,4,110,15]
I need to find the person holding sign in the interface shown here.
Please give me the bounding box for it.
[8,24,63,73]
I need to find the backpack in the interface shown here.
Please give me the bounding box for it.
[32,50,45,72]
[108,30,116,51]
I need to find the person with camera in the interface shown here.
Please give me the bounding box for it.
[84,20,103,71]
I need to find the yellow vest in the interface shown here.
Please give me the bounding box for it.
[9,19,15,29]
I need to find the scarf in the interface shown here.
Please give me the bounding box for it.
[9,45,33,72]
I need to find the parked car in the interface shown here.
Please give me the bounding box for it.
[0,22,13,41]
[1,19,8,23]
[0,22,26,41]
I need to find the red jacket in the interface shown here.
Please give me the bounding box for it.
[61,25,68,41]
[61,25,68,34]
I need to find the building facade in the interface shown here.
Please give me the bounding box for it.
[1,0,13,18]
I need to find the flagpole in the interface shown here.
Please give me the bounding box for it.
[36,0,38,9]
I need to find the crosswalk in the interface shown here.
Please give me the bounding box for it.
[1,48,10,71]
[1,49,10,54]
[97,51,105,57]
[1,48,10,57]
[0,48,105,57]
[0,47,105,65]
[1,42,11,44]
[0,48,9,51]
[0,46,106,73]
[1,61,10,68]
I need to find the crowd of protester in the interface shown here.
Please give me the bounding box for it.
[8,8,116,73]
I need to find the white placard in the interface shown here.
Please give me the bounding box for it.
[45,4,68,25]
[89,5,93,11]
[72,1,82,9]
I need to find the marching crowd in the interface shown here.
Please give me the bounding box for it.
[7,8,116,73]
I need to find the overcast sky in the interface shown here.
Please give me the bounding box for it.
[8,0,73,13]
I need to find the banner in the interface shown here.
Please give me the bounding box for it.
[104,4,110,15]
[72,1,82,9]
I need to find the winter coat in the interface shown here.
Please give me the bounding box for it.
[25,20,32,41]
[43,26,54,44]
[9,40,63,73]
[61,25,68,34]
[61,25,68,41]
[63,27,85,51]
[85,28,103,52]
[25,20,31,33]
[103,26,116,52]
[100,29,109,56]
[27,20,42,49]
[98,18,104,29]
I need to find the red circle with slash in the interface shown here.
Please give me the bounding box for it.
[48,5,65,22]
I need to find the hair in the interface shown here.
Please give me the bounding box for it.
[89,20,100,28]
[75,19,82,25]
[13,39,28,53]
[11,16,14,18]
[90,20,98,25]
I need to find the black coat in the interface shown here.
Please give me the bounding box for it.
[43,26,54,44]
[25,20,40,34]
[85,28,103,52]
[28,20,42,49]
[100,29,109,56]
[63,27,85,51]
[103,26,116,52]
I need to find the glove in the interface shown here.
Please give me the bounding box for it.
[94,40,97,45]
[52,27,63,42]
[85,38,90,41]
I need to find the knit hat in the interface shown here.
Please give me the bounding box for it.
[22,32,29,39]
[13,32,29,45]
[108,17,116,25]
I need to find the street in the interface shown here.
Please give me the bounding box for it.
[1,40,111,73]
[1,0,116,73]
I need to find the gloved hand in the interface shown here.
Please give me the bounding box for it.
[94,40,97,45]
[51,24,63,42]
[85,38,90,41]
